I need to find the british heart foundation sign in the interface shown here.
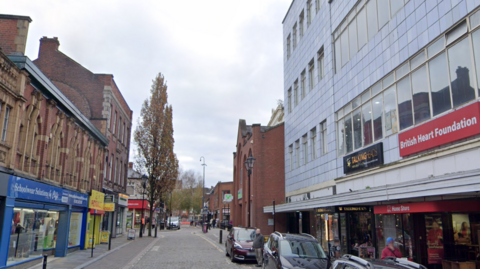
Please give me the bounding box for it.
[399,102,480,157]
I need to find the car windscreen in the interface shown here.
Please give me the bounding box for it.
[169,217,178,222]
[233,229,256,241]
[279,240,327,259]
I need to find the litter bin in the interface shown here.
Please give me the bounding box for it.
[203,223,208,233]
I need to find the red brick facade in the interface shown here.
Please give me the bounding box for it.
[33,37,133,194]
[210,182,233,222]
[232,120,286,234]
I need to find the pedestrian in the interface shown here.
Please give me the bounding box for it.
[212,218,216,228]
[252,228,264,267]
[381,237,402,259]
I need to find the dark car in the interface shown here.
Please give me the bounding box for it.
[225,227,257,262]
[331,255,427,269]
[263,232,328,269]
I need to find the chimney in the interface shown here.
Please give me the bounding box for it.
[0,14,32,55]
[128,162,133,169]
[39,36,60,57]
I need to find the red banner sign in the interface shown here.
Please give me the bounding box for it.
[127,200,150,209]
[374,201,480,214]
[398,102,480,157]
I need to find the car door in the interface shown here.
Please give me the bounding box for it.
[263,236,275,269]
[266,237,280,269]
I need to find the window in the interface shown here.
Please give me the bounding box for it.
[362,103,373,146]
[411,65,431,124]
[311,128,317,160]
[377,0,389,29]
[337,119,345,155]
[316,0,321,13]
[109,154,113,181]
[294,80,299,106]
[295,140,300,168]
[299,11,304,38]
[307,0,313,26]
[1,105,8,142]
[384,86,398,136]
[366,0,378,40]
[293,23,297,50]
[287,35,291,59]
[448,37,475,107]
[397,77,413,130]
[320,120,327,155]
[372,94,383,140]
[288,88,292,113]
[309,60,315,90]
[357,7,367,50]
[301,70,306,99]
[112,111,117,135]
[344,114,353,153]
[318,48,324,81]
[353,108,362,150]
[114,158,118,184]
[289,145,293,171]
[118,117,122,139]
[348,17,357,59]
[429,53,451,116]
[471,30,480,97]
[302,135,308,165]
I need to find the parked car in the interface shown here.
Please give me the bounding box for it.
[225,227,257,262]
[167,216,180,230]
[331,255,427,269]
[263,232,328,269]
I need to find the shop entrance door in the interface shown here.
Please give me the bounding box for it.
[413,214,428,266]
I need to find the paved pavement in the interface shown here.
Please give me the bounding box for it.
[27,226,257,269]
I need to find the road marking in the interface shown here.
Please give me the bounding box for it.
[151,246,160,251]
[195,234,224,253]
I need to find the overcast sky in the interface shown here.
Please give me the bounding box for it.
[4,0,291,188]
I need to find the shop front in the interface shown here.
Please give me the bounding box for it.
[127,200,150,229]
[85,190,104,248]
[374,200,480,269]
[0,175,88,269]
[315,206,375,259]
[116,194,128,236]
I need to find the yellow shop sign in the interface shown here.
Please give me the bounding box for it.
[104,203,115,212]
[89,190,105,211]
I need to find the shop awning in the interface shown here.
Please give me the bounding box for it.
[128,200,150,209]
[374,201,480,214]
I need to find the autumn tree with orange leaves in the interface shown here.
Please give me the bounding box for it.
[134,73,178,237]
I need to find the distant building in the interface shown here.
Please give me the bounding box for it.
[267,101,284,127]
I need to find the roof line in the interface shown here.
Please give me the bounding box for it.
[9,55,109,146]
[282,0,295,24]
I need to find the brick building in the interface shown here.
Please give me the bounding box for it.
[0,14,110,268]
[33,36,133,237]
[210,181,233,225]
[232,120,286,234]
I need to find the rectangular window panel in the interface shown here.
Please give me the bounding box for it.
[361,90,370,104]
[294,80,299,106]
[337,119,345,155]
[335,40,342,73]
[429,53,451,116]
[471,30,480,97]
[471,9,480,29]
[348,18,358,59]
[309,61,315,90]
[288,88,292,113]
[289,145,293,171]
[390,0,403,17]
[307,0,313,26]
[383,73,395,88]
[362,103,373,146]
[448,38,475,107]
[353,108,362,150]
[372,82,382,96]
[321,121,327,154]
[301,71,306,99]
[345,114,353,153]
[311,128,317,160]
[357,7,368,50]
[446,21,467,46]
[397,76,414,130]
[299,12,304,38]
[1,105,7,141]
[318,51,325,81]
[377,0,389,29]
[293,24,297,49]
[372,94,383,140]
[396,62,410,80]
[352,97,361,109]
[384,86,398,136]
[303,137,308,165]
[411,65,431,124]
[287,35,291,59]
[341,31,349,67]
[296,141,300,168]
[427,37,445,58]
[411,51,426,70]
[366,0,378,40]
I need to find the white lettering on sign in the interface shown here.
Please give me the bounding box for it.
[14,183,61,201]
[390,205,411,212]
[400,117,477,150]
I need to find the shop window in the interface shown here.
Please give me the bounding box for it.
[8,208,59,265]
[68,212,82,247]
[337,119,345,156]
[348,212,374,258]
[344,114,353,153]
[353,108,362,150]
[397,76,413,130]
[425,213,444,265]
[375,214,409,259]
[362,103,373,146]
[429,53,452,116]
[448,38,475,107]
[411,65,431,124]
[372,94,383,141]
[471,30,480,97]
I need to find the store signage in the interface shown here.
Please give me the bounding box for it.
[315,207,336,214]
[89,190,105,211]
[238,189,242,200]
[399,102,480,157]
[343,143,383,174]
[223,193,233,203]
[375,201,480,214]
[118,193,129,206]
[8,176,88,207]
[337,206,371,212]
[104,203,115,212]
[127,200,150,209]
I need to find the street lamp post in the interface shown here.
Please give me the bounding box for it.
[139,176,147,238]
[244,155,255,227]
[200,157,206,227]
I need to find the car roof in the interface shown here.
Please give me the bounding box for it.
[270,232,318,242]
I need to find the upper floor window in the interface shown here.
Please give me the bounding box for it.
[307,0,313,26]
[308,60,315,90]
[293,23,297,50]
[316,0,321,13]
[320,120,327,155]
[318,48,325,81]
[301,70,306,99]
[311,128,317,160]
[1,106,9,142]
[289,145,294,171]
[294,80,299,107]
[295,140,300,168]
[112,111,117,135]
[287,35,291,59]
[299,11,305,38]
[334,0,408,73]
[118,117,122,139]
[288,88,293,113]
[302,134,308,165]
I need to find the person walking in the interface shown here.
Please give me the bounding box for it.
[252,228,264,267]
[381,237,402,259]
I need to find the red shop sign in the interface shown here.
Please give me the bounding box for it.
[398,102,480,157]
[127,200,150,209]
[374,201,480,214]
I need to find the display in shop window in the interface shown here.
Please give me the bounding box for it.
[425,214,444,264]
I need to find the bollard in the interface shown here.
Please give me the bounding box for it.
[219,230,222,244]
[155,225,157,238]
[43,255,47,269]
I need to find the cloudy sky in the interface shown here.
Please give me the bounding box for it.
[4,0,291,188]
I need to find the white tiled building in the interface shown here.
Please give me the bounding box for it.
[266,0,480,265]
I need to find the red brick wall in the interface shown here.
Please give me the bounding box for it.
[0,18,18,54]
[232,122,286,234]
